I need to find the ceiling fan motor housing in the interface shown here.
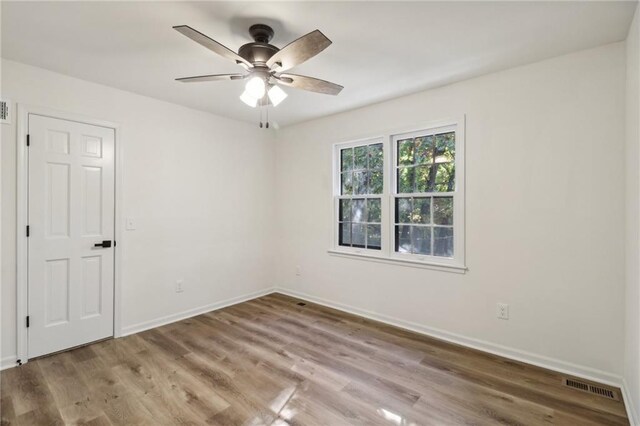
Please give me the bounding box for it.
[238,24,280,65]
[239,42,278,65]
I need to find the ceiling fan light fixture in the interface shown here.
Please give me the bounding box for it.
[268,85,288,107]
[245,76,266,99]
[240,89,258,107]
[174,23,343,118]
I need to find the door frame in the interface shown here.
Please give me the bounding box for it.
[15,104,124,365]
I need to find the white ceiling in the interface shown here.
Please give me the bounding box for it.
[2,1,637,127]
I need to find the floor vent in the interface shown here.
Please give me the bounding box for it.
[297,302,306,306]
[563,378,618,400]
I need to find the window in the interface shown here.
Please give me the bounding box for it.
[332,119,465,271]
[337,141,384,250]
[394,130,456,258]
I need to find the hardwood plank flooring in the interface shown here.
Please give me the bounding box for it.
[0,293,630,425]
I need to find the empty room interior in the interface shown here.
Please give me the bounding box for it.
[1,1,640,425]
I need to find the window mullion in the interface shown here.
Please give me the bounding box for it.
[383,137,393,258]
[431,195,435,256]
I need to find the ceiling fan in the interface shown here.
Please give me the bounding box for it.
[173,23,343,111]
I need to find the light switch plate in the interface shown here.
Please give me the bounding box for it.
[126,217,136,230]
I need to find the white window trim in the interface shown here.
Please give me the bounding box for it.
[330,116,466,273]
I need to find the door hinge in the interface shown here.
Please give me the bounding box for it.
[114,241,117,247]
[26,316,30,328]
[26,225,30,237]
[26,134,30,146]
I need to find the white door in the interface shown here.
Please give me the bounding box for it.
[28,114,115,358]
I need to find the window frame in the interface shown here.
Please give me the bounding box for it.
[331,117,466,272]
[332,137,387,256]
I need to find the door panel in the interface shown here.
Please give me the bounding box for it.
[46,162,70,237]
[82,166,103,236]
[28,114,115,358]
[45,258,70,326]
[81,255,102,318]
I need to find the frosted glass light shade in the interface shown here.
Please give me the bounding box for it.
[245,76,266,99]
[268,85,288,107]
[240,89,258,107]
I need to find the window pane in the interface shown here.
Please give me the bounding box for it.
[434,227,454,257]
[398,139,414,166]
[369,143,384,169]
[337,142,385,252]
[415,136,434,165]
[367,224,381,249]
[435,132,455,163]
[352,224,366,247]
[369,170,383,194]
[353,171,368,194]
[341,148,353,172]
[435,163,455,192]
[396,198,412,223]
[367,199,381,222]
[352,199,366,222]
[411,226,432,255]
[397,167,414,193]
[395,225,411,253]
[354,146,368,169]
[414,165,434,193]
[413,198,431,224]
[433,197,453,225]
[339,199,351,221]
[341,172,352,195]
[339,222,351,246]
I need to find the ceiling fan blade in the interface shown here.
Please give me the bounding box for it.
[267,30,332,71]
[176,73,246,83]
[276,73,343,95]
[173,25,252,68]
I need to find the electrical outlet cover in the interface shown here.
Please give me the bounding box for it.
[497,303,509,320]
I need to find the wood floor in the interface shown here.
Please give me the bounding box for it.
[0,293,629,425]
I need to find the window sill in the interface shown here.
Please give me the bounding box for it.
[327,249,467,274]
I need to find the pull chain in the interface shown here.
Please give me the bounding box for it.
[258,100,270,129]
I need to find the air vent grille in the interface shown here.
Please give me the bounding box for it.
[0,99,11,124]
[563,378,618,400]
[296,302,306,306]
[565,379,589,392]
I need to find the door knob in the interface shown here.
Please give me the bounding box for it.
[94,240,112,248]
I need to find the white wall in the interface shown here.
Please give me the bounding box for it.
[625,6,640,423]
[1,59,276,365]
[275,43,627,382]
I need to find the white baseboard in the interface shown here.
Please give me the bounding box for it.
[274,287,623,388]
[120,287,276,336]
[1,355,17,371]
[622,378,639,426]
